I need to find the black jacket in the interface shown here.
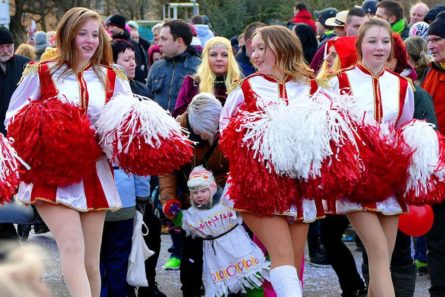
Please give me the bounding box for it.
[130,79,150,97]
[236,46,255,77]
[0,54,30,135]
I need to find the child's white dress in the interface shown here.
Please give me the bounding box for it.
[181,201,269,297]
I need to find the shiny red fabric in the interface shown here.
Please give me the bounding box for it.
[348,124,413,203]
[8,98,101,186]
[220,80,300,216]
[220,118,300,216]
[113,113,193,176]
[0,136,20,204]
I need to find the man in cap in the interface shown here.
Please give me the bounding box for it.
[107,14,147,83]
[310,8,365,73]
[127,20,151,54]
[0,26,31,240]
[424,5,445,24]
[325,10,348,38]
[316,7,338,47]
[376,0,410,39]
[362,0,378,17]
[0,26,30,135]
[422,11,445,297]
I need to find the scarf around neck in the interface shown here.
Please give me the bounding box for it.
[391,18,406,35]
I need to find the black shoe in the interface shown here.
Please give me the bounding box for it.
[309,251,330,266]
[34,224,49,234]
[141,282,167,297]
[342,289,367,297]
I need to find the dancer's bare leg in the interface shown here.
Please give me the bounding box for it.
[242,213,294,268]
[289,222,309,275]
[242,213,303,297]
[347,212,397,297]
[37,203,91,297]
[81,211,106,297]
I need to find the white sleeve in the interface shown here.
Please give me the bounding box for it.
[396,83,415,128]
[219,85,245,131]
[325,75,340,97]
[5,69,41,130]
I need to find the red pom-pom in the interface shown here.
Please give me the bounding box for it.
[220,116,300,216]
[8,98,101,186]
[403,176,445,205]
[0,134,21,204]
[349,124,412,203]
[301,135,363,201]
[113,116,193,176]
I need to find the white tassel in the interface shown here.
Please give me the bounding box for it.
[0,135,29,202]
[95,93,190,162]
[401,120,440,195]
[238,93,362,180]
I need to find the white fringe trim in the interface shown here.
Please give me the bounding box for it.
[0,135,28,183]
[95,93,189,161]
[238,93,365,180]
[401,120,440,194]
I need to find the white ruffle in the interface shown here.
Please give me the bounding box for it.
[221,182,319,223]
[324,196,404,215]
[17,157,121,211]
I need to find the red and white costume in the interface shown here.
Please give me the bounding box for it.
[324,64,415,215]
[220,73,324,222]
[5,62,132,211]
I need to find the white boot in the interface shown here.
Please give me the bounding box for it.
[269,265,302,297]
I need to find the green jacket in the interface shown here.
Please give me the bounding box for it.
[413,85,438,127]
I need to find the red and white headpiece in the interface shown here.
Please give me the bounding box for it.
[187,165,217,198]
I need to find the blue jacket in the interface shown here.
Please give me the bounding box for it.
[114,170,150,208]
[146,46,201,111]
[236,46,256,77]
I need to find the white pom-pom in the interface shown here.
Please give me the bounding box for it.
[96,93,193,175]
[402,120,439,193]
[238,92,362,179]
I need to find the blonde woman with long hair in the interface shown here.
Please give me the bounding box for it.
[315,36,357,81]
[172,36,241,117]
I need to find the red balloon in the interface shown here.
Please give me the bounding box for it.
[399,205,434,237]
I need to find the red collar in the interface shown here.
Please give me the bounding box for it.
[356,63,385,78]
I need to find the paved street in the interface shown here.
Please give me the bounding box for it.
[28,233,430,297]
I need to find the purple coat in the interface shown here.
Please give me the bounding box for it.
[172,75,228,117]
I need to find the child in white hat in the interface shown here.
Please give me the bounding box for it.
[163,165,269,297]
